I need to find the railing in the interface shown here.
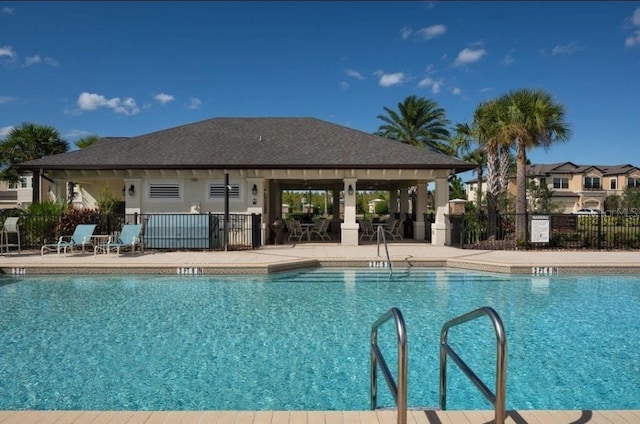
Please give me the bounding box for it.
[439,306,507,423]
[0,211,262,251]
[375,224,393,274]
[456,212,640,250]
[370,307,407,424]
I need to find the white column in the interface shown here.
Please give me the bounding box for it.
[341,178,359,245]
[431,177,448,245]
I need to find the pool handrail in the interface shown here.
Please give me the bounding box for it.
[375,224,392,275]
[370,307,407,424]
[439,306,507,423]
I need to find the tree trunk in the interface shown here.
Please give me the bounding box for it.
[515,139,527,244]
[486,145,499,239]
[499,145,510,195]
[476,167,483,207]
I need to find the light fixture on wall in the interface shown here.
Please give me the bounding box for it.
[348,184,354,196]
[128,184,135,196]
[252,184,258,196]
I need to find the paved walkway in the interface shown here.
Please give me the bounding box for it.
[2,242,639,423]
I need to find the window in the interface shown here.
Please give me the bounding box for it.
[8,177,27,189]
[539,177,547,187]
[610,178,617,190]
[149,183,181,199]
[553,177,569,189]
[584,176,601,190]
[209,183,240,199]
[628,177,640,188]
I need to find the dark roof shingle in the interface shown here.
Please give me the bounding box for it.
[18,117,473,172]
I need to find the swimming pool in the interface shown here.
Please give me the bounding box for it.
[1,268,639,411]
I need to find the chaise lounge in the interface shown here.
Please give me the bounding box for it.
[41,223,96,256]
[94,224,143,256]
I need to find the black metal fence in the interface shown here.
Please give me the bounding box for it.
[453,212,640,250]
[0,211,262,251]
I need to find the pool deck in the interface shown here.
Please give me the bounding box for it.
[2,242,640,423]
[2,241,640,275]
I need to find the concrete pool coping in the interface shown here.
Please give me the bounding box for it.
[2,243,640,423]
[2,242,640,275]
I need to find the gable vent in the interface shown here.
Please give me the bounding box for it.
[149,183,181,199]
[209,183,240,199]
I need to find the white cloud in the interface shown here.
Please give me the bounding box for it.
[0,96,14,104]
[345,68,364,80]
[187,97,202,110]
[25,55,42,66]
[378,72,406,87]
[154,93,175,104]
[0,45,16,61]
[624,8,640,47]
[63,129,94,139]
[452,87,462,95]
[631,7,640,26]
[1,7,15,15]
[416,24,446,40]
[340,81,349,90]
[0,125,13,137]
[399,26,413,40]
[21,54,59,67]
[454,48,486,66]
[626,31,640,47]
[501,54,515,65]
[417,77,443,94]
[77,92,140,116]
[551,41,585,55]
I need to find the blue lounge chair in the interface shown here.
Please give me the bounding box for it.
[94,224,142,256]
[41,224,96,256]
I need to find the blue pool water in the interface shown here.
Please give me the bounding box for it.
[1,268,639,411]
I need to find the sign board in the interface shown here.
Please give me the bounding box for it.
[530,215,550,243]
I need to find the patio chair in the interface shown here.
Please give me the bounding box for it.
[385,219,403,240]
[41,223,97,256]
[310,219,330,241]
[359,220,375,241]
[1,217,21,255]
[94,224,143,256]
[287,220,308,242]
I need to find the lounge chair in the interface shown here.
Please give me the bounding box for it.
[94,224,142,256]
[41,223,96,256]
[1,217,21,255]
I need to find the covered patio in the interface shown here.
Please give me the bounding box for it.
[17,117,473,247]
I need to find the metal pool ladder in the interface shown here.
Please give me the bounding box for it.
[440,306,508,423]
[370,306,507,424]
[370,307,407,424]
[374,224,392,275]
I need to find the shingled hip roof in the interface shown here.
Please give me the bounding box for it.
[17,117,474,172]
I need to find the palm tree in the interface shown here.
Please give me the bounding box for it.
[74,134,100,149]
[0,122,69,203]
[376,95,452,154]
[451,123,487,206]
[496,89,571,243]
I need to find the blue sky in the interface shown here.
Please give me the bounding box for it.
[1,1,639,170]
